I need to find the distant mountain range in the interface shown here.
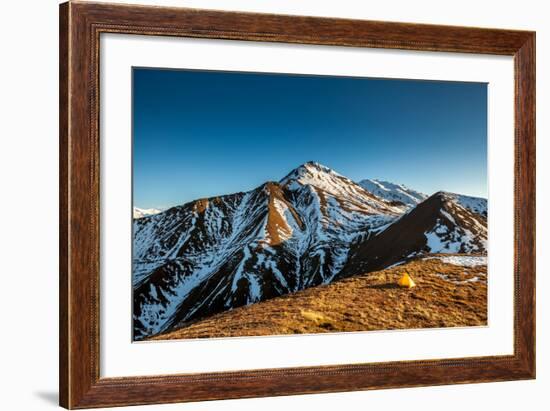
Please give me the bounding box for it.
[132,162,487,340]
[357,179,428,209]
[133,207,163,219]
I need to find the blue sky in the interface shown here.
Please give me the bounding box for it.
[133,68,487,209]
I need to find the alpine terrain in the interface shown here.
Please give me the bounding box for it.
[133,162,488,340]
[133,207,163,219]
[357,179,427,210]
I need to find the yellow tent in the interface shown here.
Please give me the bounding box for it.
[398,273,416,288]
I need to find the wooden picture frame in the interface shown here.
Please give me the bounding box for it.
[59,1,535,408]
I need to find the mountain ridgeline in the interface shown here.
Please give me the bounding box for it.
[133,162,487,340]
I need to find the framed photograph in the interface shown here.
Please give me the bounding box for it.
[59,1,535,409]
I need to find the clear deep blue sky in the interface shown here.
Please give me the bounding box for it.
[133,68,487,209]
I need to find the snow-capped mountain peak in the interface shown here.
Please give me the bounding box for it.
[280,162,402,215]
[280,161,343,185]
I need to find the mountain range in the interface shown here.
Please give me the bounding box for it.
[133,207,163,219]
[357,179,427,210]
[132,162,487,340]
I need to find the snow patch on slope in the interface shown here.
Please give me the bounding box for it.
[424,220,481,254]
[427,255,487,267]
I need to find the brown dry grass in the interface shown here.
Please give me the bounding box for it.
[264,182,303,245]
[150,256,487,341]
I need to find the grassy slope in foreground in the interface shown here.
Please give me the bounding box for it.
[150,255,487,340]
